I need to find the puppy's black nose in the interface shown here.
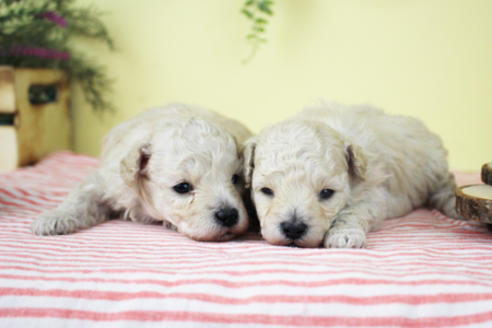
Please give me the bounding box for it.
[281,220,308,240]
[214,207,239,227]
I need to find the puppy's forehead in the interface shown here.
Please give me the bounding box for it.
[150,118,239,177]
[254,120,347,180]
[256,121,340,163]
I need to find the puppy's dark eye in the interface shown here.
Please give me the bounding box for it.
[232,174,240,185]
[260,187,274,196]
[319,188,335,200]
[173,182,193,194]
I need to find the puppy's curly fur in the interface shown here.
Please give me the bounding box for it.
[32,104,252,241]
[244,102,457,248]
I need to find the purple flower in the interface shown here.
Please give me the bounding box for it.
[8,45,70,61]
[35,11,67,28]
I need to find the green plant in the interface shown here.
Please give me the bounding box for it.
[0,0,114,113]
[241,0,274,63]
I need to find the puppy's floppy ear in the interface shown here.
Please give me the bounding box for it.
[120,142,152,187]
[242,137,257,189]
[345,143,367,180]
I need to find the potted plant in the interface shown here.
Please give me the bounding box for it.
[0,0,113,172]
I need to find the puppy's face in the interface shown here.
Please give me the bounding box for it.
[244,121,366,247]
[121,118,249,241]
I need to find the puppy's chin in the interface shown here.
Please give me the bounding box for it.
[178,218,249,242]
[262,235,323,248]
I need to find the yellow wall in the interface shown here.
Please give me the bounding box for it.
[73,0,492,171]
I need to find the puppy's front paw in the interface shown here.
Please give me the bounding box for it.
[32,211,80,236]
[324,228,367,248]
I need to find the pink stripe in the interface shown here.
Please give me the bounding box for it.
[0,250,492,269]
[1,241,490,260]
[2,273,492,288]
[2,257,490,275]
[12,187,30,197]
[0,199,35,208]
[1,265,491,283]
[2,287,492,305]
[0,200,47,210]
[1,261,488,276]
[0,188,22,199]
[0,238,490,256]
[3,255,492,273]
[0,308,491,327]
[3,247,490,262]
[1,241,492,258]
[4,190,62,204]
[0,194,54,207]
[27,193,61,203]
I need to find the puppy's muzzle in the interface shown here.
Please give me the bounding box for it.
[214,207,239,227]
[280,220,308,240]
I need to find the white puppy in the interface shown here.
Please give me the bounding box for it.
[244,103,457,248]
[32,103,252,241]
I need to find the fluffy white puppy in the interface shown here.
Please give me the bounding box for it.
[244,103,457,248]
[32,103,252,241]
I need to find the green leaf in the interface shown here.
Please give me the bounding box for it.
[257,1,273,15]
[241,8,254,19]
[255,17,268,24]
[244,0,255,6]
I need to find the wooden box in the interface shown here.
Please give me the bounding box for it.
[0,66,71,172]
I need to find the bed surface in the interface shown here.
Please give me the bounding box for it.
[1,152,491,328]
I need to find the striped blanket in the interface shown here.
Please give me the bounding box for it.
[1,152,491,328]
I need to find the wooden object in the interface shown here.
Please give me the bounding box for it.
[482,162,492,185]
[0,66,71,172]
[456,185,492,224]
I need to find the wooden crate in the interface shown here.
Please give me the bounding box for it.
[0,66,71,172]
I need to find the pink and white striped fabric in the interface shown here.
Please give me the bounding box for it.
[1,152,491,328]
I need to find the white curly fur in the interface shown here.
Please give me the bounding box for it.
[32,103,252,241]
[244,102,457,248]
